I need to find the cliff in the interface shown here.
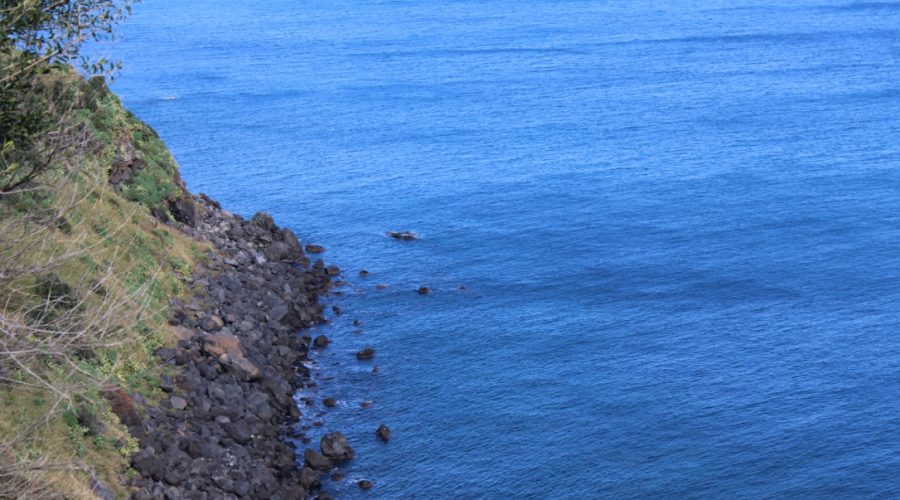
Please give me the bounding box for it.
[0,70,334,498]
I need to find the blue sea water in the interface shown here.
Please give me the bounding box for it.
[108,1,900,497]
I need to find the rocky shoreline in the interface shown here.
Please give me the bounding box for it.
[123,193,352,499]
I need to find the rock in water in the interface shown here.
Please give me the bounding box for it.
[305,244,325,254]
[313,335,330,348]
[356,347,376,360]
[323,398,337,408]
[418,286,430,295]
[358,480,374,490]
[387,231,418,241]
[304,448,333,471]
[376,424,391,442]
[299,467,320,489]
[320,432,355,460]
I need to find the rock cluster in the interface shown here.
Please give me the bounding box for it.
[124,195,338,499]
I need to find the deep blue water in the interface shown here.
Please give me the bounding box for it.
[109,1,900,497]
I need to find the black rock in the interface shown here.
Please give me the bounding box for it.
[168,196,197,227]
[375,424,391,442]
[159,374,175,393]
[300,467,319,490]
[304,449,333,471]
[313,335,330,348]
[224,422,252,445]
[356,347,376,361]
[386,231,417,241]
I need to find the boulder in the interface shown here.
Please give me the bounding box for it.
[170,396,188,410]
[313,335,330,348]
[299,467,320,489]
[417,286,430,295]
[265,241,291,262]
[356,347,376,361]
[204,332,242,357]
[304,449,333,471]
[305,244,325,254]
[102,386,142,431]
[358,480,374,490]
[320,432,355,461]
[228,355,261,381]
[323,398,337,408]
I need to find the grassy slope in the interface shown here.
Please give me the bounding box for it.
[0,70,206,497]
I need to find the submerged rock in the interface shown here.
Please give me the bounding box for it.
[417,286,430,295]
[357,480,374,490]
[386,231,417,241]
[305,244,325,254]
[313,335,330,348]
[356,347,376,361]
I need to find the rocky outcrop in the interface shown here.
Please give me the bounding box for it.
[108,136,146,186]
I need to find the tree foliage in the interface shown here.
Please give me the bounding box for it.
[0,0,135,194]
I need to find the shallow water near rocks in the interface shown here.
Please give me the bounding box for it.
[111,1,900,497]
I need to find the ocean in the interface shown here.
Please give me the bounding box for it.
[110,1,900,497]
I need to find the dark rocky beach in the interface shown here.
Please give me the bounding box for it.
[123,193,356,499]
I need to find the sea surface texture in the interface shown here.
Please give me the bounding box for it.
[111,1,900,497]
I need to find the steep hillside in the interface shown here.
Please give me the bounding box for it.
[0,69,215,497]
